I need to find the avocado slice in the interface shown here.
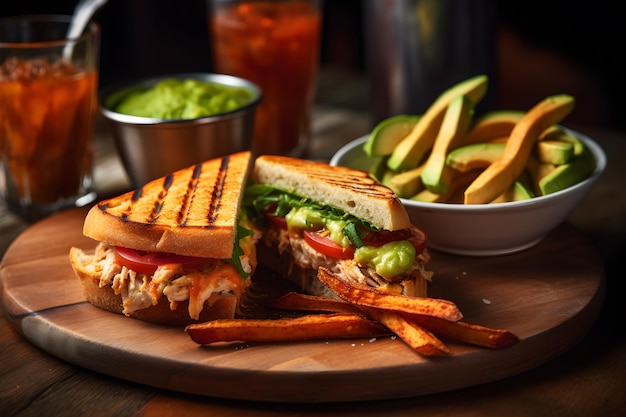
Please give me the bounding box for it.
[368,156,389,183]
[387,165,425,198]
[526,154,556,195]
[410,188,445,203]
[410,169,480,204]
[538,143,595,195]
[420,94,475,194]
[464,110,525,144]
[535,139,574,165]
[446,142,505,172]
[363,115,421,157]
[540,126,585,156]
[490,180,535,203]
[386,74,489,172]
[463,94,575,205]
[535,126,595,194]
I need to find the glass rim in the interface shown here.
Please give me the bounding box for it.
[0,14,100,48]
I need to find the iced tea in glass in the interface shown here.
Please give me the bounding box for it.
[208,0,322,156]
[0,16,99,222]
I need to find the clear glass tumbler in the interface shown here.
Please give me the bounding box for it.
[0,15,100,222]
[207,0,323,157]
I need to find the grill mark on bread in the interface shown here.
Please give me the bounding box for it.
[131,188,143,202]
[97,156,235,228]
[104,188,144,222]
[172,156,230,228]
[148,174,173,224]
[204,156,230,228]
[304,173,394,199]
[177,164,203,226]
[281,165,394,200]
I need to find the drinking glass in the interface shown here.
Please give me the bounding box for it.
[0,15,99,222]
[207,0,323,157]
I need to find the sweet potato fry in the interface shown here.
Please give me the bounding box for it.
[409,314,520,349]
[363,307,450,356]
[185,313,389,345]
[317,268,463,322]
[270,292,519,350]
[270,292,361,314]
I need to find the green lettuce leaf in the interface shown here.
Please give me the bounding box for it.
[243,183,378,248]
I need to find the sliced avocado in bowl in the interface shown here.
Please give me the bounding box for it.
[363,115,421,157]
[386,74,489,172]
[446,142,505,172]
[538,144,596,195]
[464,109,525,144]
[490,180,535,203]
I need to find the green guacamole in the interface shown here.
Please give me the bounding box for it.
[286,207,352,248]
[354,241,416,278]
[114,78,255,119]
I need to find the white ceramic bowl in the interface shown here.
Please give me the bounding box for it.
[330,128,606,256]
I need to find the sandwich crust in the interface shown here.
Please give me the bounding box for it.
[83,152,252,259]
[252,155,411,231]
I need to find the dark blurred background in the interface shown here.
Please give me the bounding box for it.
[2,0,624,131]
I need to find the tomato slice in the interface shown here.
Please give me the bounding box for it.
[303,230,355,260]
[262,204,288,230]
[114,247,207,275]
[304,227,427,260]
[262,198,428,259]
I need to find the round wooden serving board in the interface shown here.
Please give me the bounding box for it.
[0,207,605,403]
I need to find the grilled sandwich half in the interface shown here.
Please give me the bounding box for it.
[69,151,257,326]
[244,155,432,299]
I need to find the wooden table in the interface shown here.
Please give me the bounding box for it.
[2,105,625,416]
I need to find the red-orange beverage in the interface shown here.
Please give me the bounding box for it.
[0,58,96,208]
[210,0,322,156]
[0,16,99,222]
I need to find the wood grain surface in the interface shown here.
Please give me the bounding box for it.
[0,207,605,403]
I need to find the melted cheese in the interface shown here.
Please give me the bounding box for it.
[187,263,243,320]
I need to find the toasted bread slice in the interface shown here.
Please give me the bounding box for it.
[252,155,411,231]
[83,151,252,259]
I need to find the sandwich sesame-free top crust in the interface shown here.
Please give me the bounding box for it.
[83,152,252,259]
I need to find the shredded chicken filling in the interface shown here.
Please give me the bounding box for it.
[84,242,246,320]
[263,227,432,295]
